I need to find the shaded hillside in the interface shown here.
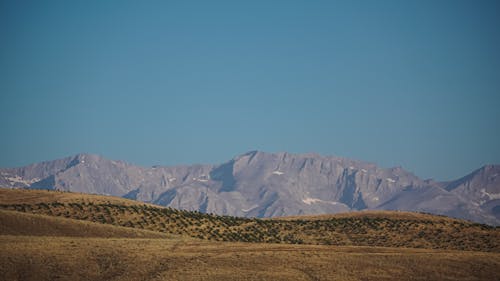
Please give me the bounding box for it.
[0,210,168,238]
[1,189,498,252]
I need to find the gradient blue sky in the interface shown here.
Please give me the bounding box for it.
[1,0,499,180]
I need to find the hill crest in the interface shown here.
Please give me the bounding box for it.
[1,188,498,252]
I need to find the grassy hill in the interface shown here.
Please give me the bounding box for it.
[2,236,499,281]
[1,188,498,252]
[0,209,169,238]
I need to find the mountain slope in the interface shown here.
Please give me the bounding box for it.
[444,165,500,221]
[1,151,499,225]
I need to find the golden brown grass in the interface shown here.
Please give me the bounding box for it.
[0,209,169,238]
[279,209,462,222]
[0,188,149,206]
[1,235,499,281]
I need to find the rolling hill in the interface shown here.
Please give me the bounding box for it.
[0,209,168,238]
[2,236,499,281]
[1,188,498,252]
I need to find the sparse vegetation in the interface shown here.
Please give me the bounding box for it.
[0,209,168,238]
[0,188,499,252]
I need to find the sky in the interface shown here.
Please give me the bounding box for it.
[1,0,499,181]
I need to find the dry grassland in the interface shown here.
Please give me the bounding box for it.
[1,235,499,281]
[0,209,169,238]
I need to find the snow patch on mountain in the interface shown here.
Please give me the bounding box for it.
[481,188,500,200]
[242,205,259,212]
[5,175,40,186]
[302,197,338,205]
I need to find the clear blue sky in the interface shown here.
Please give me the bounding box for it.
[1,0,499,181]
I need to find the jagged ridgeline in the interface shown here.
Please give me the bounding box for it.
[1,189,498,252]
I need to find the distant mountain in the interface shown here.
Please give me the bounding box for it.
[1,151,499,225]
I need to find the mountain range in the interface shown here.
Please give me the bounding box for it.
[1,151,499,225]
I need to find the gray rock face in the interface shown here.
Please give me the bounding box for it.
[1,151,499,225]
[443,165,500,221]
